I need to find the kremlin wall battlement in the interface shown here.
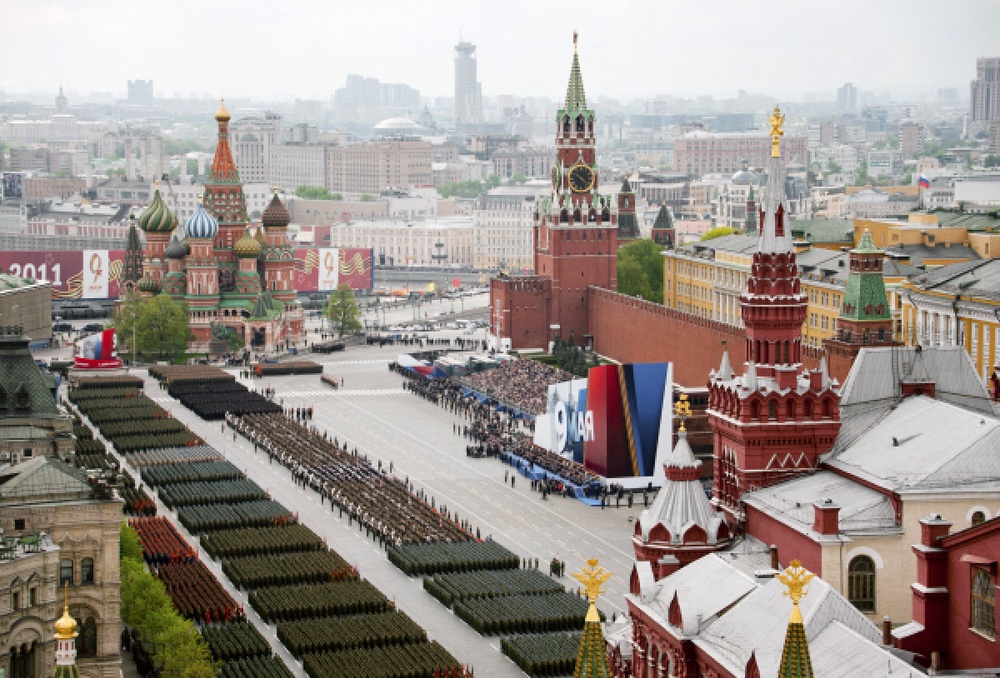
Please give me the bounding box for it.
[587,287,830,387]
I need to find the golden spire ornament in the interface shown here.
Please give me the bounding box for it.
[776,558,815,623]
[572,558,612,623]
[674,393,692,432]
[769,105,785,158]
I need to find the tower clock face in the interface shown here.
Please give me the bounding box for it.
[551,164,561,191]
[569,164,595,193]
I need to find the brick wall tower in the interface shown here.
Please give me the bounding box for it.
[531,32,618,346]
[617,177,640,241]
[824,228,900,379]
[707,107,842,521]
[203,100,249,293]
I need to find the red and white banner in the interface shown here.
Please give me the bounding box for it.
[74,328,123,369]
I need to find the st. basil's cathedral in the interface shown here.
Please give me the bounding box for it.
[132,101,303,350]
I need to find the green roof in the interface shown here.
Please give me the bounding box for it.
[573,613,611,678]
[777,616,814,678]
[789,219,854,243]
[0,334,59,417]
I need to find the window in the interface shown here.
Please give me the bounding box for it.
[972,511,987,526]
[11,591,19,610]
[14,518,25,531]
[29,588,36,606]
[848,555,876,612]
[60,559,73,587]
[81,558,94,585]
[972,568,995,638]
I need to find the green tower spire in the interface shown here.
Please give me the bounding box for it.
[565,32,587,112]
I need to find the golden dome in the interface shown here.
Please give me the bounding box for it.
[54,599,77,639]
[215,98,230,123]
[234,226,262,258]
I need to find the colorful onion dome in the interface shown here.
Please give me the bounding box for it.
[138,186,178,233]
[261,189,290,229]
[164,234,188,259]
[184,197,219,239]
[234,226,261,258]
[137,276,161,294]
[215,98,230,123]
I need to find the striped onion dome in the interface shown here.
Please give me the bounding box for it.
[234,226,261,258]
[138,187,178,233]
[261,190,290,229]
[184,199,219,239]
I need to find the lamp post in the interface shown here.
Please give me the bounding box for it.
[132,304,137,367]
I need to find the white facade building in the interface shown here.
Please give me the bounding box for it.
[472,183,541,272]
[327,218,475,267]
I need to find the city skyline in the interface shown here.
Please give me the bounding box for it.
[7,0,1000,104]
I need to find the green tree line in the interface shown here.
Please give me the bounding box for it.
[120,523,216,677]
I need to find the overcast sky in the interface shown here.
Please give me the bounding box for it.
[7,0,999,102]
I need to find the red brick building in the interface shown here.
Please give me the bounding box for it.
[894,515,1000,672]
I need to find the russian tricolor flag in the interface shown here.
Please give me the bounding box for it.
[919,174,931,188]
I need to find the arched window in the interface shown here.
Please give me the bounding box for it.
[81,557,94,585]
[972,568,996,638]
[848,555,876,612]
[972,511,987,526]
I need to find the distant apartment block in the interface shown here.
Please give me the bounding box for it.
[674,131,808,177]
[473,184,539,271]
[899,121,924,159]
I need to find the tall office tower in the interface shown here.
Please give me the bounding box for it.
[454,41,483,127]
[837,82,860,115]
[969,57,1000,137]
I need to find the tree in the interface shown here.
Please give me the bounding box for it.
[156,618,215,678]
[325,283,362,337]
[827,159,842,174]
[114,295,193,362]
[855,160,870,186]
[295,185,339,200]
[485,173,502,189]
[508,173,528,185]
[701,226,737,242]
[438,180,485,199]
[985,154,1000,168]
[120,522,143,562]
[359,194,375,202]
[616,239,664,303]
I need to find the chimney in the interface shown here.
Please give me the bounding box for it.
[813,498,840,535]
[769,544,779,570]
[920,514,952,547]
[809,369,823,391]
[881,616,892,645]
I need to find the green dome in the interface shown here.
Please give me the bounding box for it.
[138,188,178,233]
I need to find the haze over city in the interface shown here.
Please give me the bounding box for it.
[9,0,1000,101]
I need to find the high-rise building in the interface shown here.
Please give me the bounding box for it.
[968,57,1000,137]
[837,82,860,115]
[127,79,153,105]
[454,41,483,127]
[231,112,283,184]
